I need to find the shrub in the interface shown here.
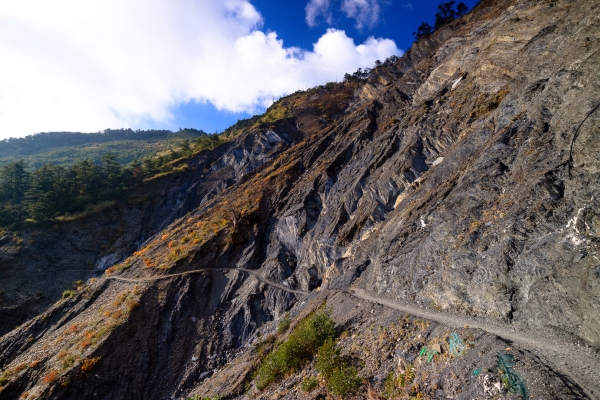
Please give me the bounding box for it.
[327,365,361,397]
[62,290,75,299]
[42,370,58,384]
[81,357,100,372]
[255,308,336,390]
[0,370,10,386]
[383,364,415,399]
[13,364,27,374]
[127,300,140,311]
[316,338,362,397]
[59,353,78,369]
[301,376,319,392]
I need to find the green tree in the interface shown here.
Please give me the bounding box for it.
[25,163,68,220]
[434,1,468,29]
[179,139,192,156]
[413,22,434,40]
[100,152,123,195]
[71,160,101,204]
[0,160,30,224]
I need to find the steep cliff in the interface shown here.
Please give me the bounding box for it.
[0,0,599,399]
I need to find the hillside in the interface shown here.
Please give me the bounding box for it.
[0,128,207,168]
[0,0,599,399]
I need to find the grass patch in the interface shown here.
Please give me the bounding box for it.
[277,314,291,334]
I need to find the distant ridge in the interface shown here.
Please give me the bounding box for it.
[0,128,207,168]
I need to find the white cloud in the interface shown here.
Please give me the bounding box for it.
[341,0,382,30]
[305,0,332,27]
[0,0,401,139]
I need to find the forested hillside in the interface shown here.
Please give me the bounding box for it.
[0,128,206,168]
[0,131,224,226]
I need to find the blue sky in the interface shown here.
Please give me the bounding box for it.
[0,0,478,138]
[165,0,478,134]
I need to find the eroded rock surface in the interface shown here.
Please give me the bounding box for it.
[0,0,599,399]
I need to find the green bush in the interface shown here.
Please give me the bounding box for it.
[316,338,362,397]
[62,290,76,299]
[327,365,361,397]
[255,308,336,390]
[315,338,340,378]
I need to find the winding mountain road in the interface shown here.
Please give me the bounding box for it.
[105,269,600,399]
[105,267,307,295]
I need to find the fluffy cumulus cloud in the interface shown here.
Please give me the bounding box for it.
[305,0,332,27]
[0,0,401,138]
[341,0,382,30]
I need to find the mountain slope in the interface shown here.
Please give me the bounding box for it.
[0,129,205,168]
[0,0,599,399]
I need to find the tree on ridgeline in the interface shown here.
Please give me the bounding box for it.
[412,1,469,43]
[413,22,434,40]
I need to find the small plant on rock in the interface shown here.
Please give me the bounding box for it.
[62,290,75,299]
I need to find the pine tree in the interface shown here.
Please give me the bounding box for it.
[0,160,30,224]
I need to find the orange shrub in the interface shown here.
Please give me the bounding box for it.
[161,234,169,240]
[133,247,147,257]
[80,339,92,349]
[105,267,115,275]
[42,370,58,384]
[69,324,79,333]
[29,360,40,368]
[81,358,100,372]
[187,218,194,223]
[168,241,175,248]
[127,300,140,311]
[13,364,27,374]
[143,258,153,268]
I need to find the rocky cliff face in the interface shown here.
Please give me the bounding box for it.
[1,0,599,399]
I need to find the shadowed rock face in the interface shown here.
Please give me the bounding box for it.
[0,0,599,399]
